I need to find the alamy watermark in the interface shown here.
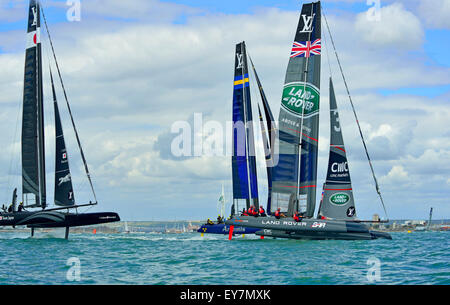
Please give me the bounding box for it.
[366,0,381,22]
[366,256,381,283]
[66,257,81,281]
[170,113,279,166]
[66,0,81,22]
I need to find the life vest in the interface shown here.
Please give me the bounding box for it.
[259,207,265,214]
[274,210,280,217]
[293,214,300,222]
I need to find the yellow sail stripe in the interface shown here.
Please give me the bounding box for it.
[234,78,249,86]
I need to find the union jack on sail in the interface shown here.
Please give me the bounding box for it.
[290,39,321,58]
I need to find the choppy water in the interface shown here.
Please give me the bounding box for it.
[0,230,448,285]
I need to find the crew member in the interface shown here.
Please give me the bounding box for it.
[7,204,13,213]
[293,211,303,222]
[206,218,214,225]
[274,208,282,219]
[259,206,266,217]
[217,215,223,224]
[247,206,254,216]
[250,206,258,217]
[18,202,25,212]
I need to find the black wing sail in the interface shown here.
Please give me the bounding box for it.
[22,0,46,208]
[51,71,75,206]
[271,1,321,217]
[318,78,355,219]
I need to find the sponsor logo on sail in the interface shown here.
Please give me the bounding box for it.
[330,193,350,205]
[300,13,315,33]
[58,173,71,186]
[281,82,319,117]
[31,6,37,27]
[347,206,356,217]
[236,53,243,69]
[331,161,348,173]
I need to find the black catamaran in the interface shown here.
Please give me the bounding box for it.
[0,0,120,238]
[226,1,391,240]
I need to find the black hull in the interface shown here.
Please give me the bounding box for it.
[225,216,392,240]
[0,211,120,228]
[255,229,391,240]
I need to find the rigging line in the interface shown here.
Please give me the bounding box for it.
[321,6,388,219]
[40,7,97,203]
[321,16,333,80]
[240,42,253,207]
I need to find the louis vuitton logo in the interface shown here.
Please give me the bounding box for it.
[236,53,243,69]
[300,13,315,33]
[31,6,37,26]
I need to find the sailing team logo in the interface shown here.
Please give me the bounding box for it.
[347,206,356,217]
[290,39,321,58]
[58,173,71,186]
[329,193,350,206]
[300,13,316,33]
[281,82,319,117]
[236,53,244,69]
[31,6,38,27]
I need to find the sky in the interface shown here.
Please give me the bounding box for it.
[0,0,449,221]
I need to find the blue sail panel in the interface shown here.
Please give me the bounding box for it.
[231,43,250,200]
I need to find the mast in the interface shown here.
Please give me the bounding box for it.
[22,0,46,208]
[318,78,356,220]
[271,2,321,217]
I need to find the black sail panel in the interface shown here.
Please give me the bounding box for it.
[22,0,45,207]
[51,71,75,206]
[318,78,356,219]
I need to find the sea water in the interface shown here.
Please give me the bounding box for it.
[0,231,448,285]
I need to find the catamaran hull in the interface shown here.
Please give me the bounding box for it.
[255,229,387,240]
[197,223,259,235]
[0,211,120,228]
[225,216,392,240]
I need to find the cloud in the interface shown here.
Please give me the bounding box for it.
[379,165,411,185]
[354,3,424,49]
[417,0,450,29]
